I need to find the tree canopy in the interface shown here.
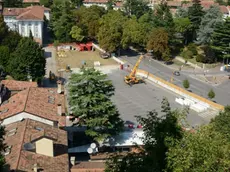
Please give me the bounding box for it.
[123,0,150,18]
[8,37,46,81]
[68,68,123,141]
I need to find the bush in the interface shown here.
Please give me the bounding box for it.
[187,43,198,55]
[203,46,216,63]
[196,54,206,63]
[181,50,193,59]
[183,79,190,89]
[208,89,215,99]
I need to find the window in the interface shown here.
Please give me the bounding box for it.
[34,24,39,38]
[21,24,25,36]
[28,23,32,36]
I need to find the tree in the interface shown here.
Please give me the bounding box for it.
[105,99,185,172]
[208,89,215,99]
[97,10,127,53]
[8,37,46,81]
[188,0,205,40]
[74,6,106,39]
[0,15,8,43]
[2,31,22,52]
[175,7,189,18]
[196,5,223,45]
[174,17,192,45]
[50,0,75,42]
[68,68,123,141]
[3,0,23,7]
[70,26,84,42]
[183,79,190,90]
[121,16,148,49]
[123,0,150,18]
[40,0,53,7]
[211,17,230,63]
[147,28,170,61]
[0,46,10,72]
[71,0,83,6]
[0,125,5,171]
[167,125,230,171]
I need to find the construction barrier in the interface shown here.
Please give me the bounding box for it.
[136,69,224,111]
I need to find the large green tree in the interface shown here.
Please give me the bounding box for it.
[8,37,46,81]
[147,28,170,61]
[0,15,8,43]
[105,98,184,172]
[70,26,85,42]
[188,0,205,40]
[196,5,223,45]
[0,46,10,71]
[211,17,230,63]
[123,0,150,18]
[167,125,230,171]
[3,0,22,7]
[2,31,22,52]
[0,125,5,171]
[97,10,127,53]
[68,68,123,141]
[50,0,75,42]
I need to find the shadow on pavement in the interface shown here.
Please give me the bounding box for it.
[44,51,52,59]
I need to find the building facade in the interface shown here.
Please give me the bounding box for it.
[3,6,50,44]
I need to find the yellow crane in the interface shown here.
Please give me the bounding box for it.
[124,55,145,86]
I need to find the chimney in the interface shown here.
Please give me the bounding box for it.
[33,164,38,172]
[70,156,75,166]
[57,80,62,94]
[57,104,62,116]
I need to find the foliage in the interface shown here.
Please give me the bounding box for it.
[71,0,83,6]
[50,1,75,42]
[97,10,127,53]
[175,7,189,18]
[105,98,185,172]
[188,0,205,40]
[183,79,190,89]
[167,125,230,171]
[2,31,22,52]
[0,15,8,43]
[181,49,193,59]
[211,17,230,62]
[70,26,84,42]
[147,28,170,60]
[196,54,206,62]
[123,0,150,18]
[121,16,148,49]
[196,5,223,45]
[202,45,216,63]
[40,0,53,7]
[187,43,197,55]
[68,68,123,141]
[0,46,10,71]
[208,89,215,99]
[8,37,46,81]
[74,6,106,39]
[211,106,230,141]
[0,125,5,171]
[3,0,22,7]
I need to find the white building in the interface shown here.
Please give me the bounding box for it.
[3,5,50,45]
[83,0,123,10]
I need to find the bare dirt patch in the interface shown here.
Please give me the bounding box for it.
[56,50,117,70]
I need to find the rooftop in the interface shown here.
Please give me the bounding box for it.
[1,80,37,91]
[71,162,105,172]
[0,87,66,126]
[4,119,69,172]
[3,5,50,20]
[23,0,40,3]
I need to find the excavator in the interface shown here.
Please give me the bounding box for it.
[124,55,145,86]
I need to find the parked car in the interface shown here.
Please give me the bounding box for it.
[100,52,110,59]
[173,71,180,76]
[164,61,173,65]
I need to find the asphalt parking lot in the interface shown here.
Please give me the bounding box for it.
[108,69,207,127]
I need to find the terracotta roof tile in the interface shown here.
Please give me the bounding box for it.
[71,162,105,172]
[23,0,40,2]
[0,87,66,125]
[3,5,50,20]
[4,119,69,172]
[1,80,37,91]
[83,0,108,3]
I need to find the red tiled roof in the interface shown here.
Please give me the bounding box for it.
[3,5,50,20]
[83,0,108,3]
[71,162,105,172]
[23,0,40,2]
[0,87,66,125]
[219,5,229,14]
[4,119,69,172]
[1,80,37,91]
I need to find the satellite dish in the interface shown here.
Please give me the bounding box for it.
[87,148,93,154]
[90,143,96,149]
[23,143,35,151]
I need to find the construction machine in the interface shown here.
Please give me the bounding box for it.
[124,55,145,86]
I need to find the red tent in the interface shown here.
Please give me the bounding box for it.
[85,42,92,51]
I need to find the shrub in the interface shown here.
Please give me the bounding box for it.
[196,54,206,63]
[181,50,193,59]
[187,43,198,55]
[183,79,190,89]
[208,89,215,99]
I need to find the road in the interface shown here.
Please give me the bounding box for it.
[119,55,230,106]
